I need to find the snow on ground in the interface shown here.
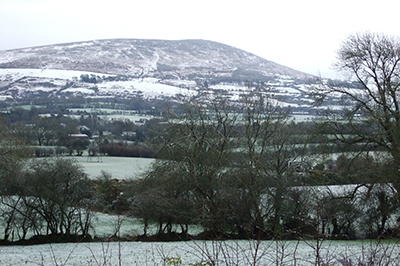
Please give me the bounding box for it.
[63,87,95,94]
[0,68,346,112]
[0,68,193,97]
[296,84,313,92]
[74,156,155,180]
[98,79,185,96]
[0,68,114,80]
[60,41,95,49]
[0,239,397,266]
[163,79,197,88]
[279,87,302,94]
[0,96,12,100]
[209,84,247,91]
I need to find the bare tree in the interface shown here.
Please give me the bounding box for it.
[313,32,400,188]
[131,92,239,237]
[26,158,94,237]
[236,85,314,238]
[131,87,315,240]
[0,117,32,197]
[0,157,96,242]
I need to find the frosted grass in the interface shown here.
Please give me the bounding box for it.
[1,239,399,265]
[91,212,204,238]
[74,156,155,180]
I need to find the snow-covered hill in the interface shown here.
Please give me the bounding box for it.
[0,39,313,80]
[0,39,343,118]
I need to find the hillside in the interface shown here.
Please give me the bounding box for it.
[0,39,312,81]
[0,39,343,118]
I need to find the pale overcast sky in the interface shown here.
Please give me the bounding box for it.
[1,0,400,79]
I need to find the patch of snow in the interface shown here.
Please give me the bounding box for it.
[0,68,114,80]
[209,84,247,91]
[297,84,312,92]
[162,79,197,88]
[280,87,302,94]
[99,79,187,96]
[0,95,12,100]
[0,51,34,64]
[62,42,94,49]
[63,88,95,94]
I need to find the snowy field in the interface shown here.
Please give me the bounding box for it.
[67,107,158,123]
[2,157,400,265]
[2,200,399,265]
[1,239,399,265]
[74,156,155,180]
[0,68,108,80]
[0,68,193,97]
